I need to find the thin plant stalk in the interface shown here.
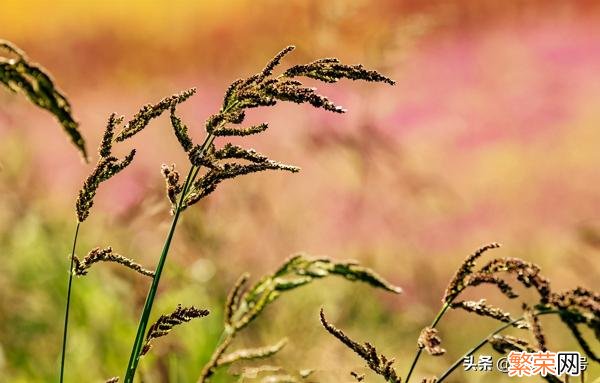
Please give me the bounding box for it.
[405,302,450,382]
[436,310,559,383]
[59,221,81,383]
[123,135,213,383]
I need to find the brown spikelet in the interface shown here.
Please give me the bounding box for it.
[169,105,194,152]
[320,309,401,383]
[115,88,196,142]
[259,45,296,80]
[99,113,124,158]
[105,377,119,383]
[463,273,519,299]
[183,157,300,210]
[73,247,154,277]
[210,123,269,137]
[283,60,395,85]
[176,46,393,213]
[451,299,520,326]
[489,335,535,354]
[420,378,438,383]
[443,243,501,302]
[524,305,547,351]
[161,164,183,213]
[479,257,551,302]
[75,149,136,222]
[0,39,88,160]
[350,371,365,382]
[141,305,209,356]
[417,326,446,356]
[550,288,600,362]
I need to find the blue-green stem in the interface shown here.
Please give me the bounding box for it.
[60,220,81,383]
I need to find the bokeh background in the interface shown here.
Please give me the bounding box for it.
[1,1,599,382]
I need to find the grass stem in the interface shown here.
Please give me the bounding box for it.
[59,221,81,383]
[436,310,559,383]
[405,302,450,383]
[123,133,214,383]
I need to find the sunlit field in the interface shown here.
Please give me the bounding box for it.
[0,2,599,382]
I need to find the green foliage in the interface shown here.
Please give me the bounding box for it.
[198,254,402,382]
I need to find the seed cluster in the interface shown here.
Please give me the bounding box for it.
[73,247,155,278]
[141,305,209,356]
[417,326,446,356]
[164,45,394,212]
[320,309,401,383]
[0,40,87,160]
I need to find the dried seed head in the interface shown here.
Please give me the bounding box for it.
[443,243,501,302]
[99,113,124,158]
[73,247,154,278]
[210,122,269,137]
[105,377,119,383]
[417,326,446,356]
[451,299,520,326]
[551,287,600,362]
[183,147,300,210]
[480,257,551,303]
[320,309,401,383]
[170,105,194,152]
[489,335,534,354]
[115,88,196,142]
[0,39,88,160]
[283,60,395,85]
[75,149,136,222]
[463,273,519,299]
[160,164,183,213]
[141,305,209,356]
[524,305,547,351]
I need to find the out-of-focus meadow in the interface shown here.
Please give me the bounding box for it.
[1,1,599,382]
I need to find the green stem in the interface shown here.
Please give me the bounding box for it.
[436,310,559,383]
[405,302,450,383]
[59,220,81,383]
[123,133,214,383]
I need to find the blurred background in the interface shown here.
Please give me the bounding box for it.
[1,1,599,382]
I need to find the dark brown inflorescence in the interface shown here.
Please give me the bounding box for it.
[549,287,600,362]
[450,299,516,325]
[443,243,501,303]
[141,305,209,356]
[115,88,196,142]
[523,304,547,351]
[320,309,401,383]
[73,247,155,278]
[164,45,394,213]
[76,89,195,222]
[417,327,446,356]
[488,334,535,354]
[0,39,87,160]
